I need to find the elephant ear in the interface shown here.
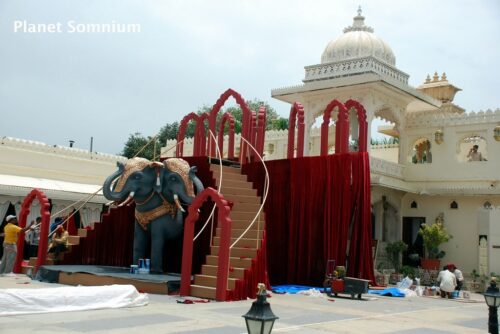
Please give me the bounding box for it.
[115,157,151,192]
[163,158,194,197]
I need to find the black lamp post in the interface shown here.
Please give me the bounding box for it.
[242,283,278,334]
[484,277,500,334]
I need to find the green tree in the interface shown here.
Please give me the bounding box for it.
[123,99,287,156]
[121,132,161,160]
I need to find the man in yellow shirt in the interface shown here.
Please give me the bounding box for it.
[0,215,33,275]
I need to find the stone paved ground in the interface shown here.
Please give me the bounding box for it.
[0,274,490,333]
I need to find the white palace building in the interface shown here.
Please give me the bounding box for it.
[1,10,498,280]
[165,10,500,278]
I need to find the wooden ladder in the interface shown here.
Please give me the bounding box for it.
[188,164,265,300]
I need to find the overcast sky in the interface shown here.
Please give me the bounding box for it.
[1,0,499,155]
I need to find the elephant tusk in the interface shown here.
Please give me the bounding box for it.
[173,194,186,212]
[118,191,135,207]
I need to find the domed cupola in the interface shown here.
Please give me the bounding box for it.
[321,7,396,66]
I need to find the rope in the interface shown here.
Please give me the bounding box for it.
[193,130,223,242]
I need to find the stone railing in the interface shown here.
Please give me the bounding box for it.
[303,57,409,85]
[406,109,500,128]
[0,136,126,162]
[369,156,404,179]
[370,143,399,150]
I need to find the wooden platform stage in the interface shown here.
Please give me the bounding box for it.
[34,265,181,295]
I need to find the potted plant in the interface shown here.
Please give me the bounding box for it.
[419,214,452,270]
[385,241,408,272]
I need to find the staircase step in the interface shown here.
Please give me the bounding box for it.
[210,165,242,174]
[229,202,262,212]
[189,285,217,299]
[194,274,238,290]
[213,172,248,183]
[29,257,56,265]
[201,264,245,279]
[78,228,88,237]
[230,211,264,221]
[222,194,261,205]
[215,227,264,239]
[206,255,253,269]
[68,235,80,245]
[220,187,256,197]
[211,246,258,258]
[21,265,34,275]
[225,220,265,230]
[213,236,261,248]
[214,179,253,189]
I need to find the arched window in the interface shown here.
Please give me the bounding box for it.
[458,135,488,162]
[410,201,418,209]
[409,138,432,164]
[450,201,458,209]
[483,201,492,210]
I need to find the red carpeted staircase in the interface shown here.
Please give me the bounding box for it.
[188,163,268,300]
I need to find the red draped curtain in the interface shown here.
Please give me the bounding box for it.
[243,153,374,286]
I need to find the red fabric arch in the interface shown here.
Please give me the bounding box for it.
[208,89,252,161]
[218,112,235,160]
[321,99,349,155]
[176,112,210,157]
[177,112,199,157]
[180,187,232,301]
[14,189,51,274]
[287,102,305,158]
[345,99,368,153]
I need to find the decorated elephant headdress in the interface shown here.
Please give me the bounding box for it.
[164,158,195,197]
[114,157,162,193]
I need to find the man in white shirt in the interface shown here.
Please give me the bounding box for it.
[467,145,484,161]
[448,263,464,291]
[437,266,457,298]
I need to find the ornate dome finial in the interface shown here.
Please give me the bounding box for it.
[320,7,396,66]
[433,71,439,82]
[425,74,431,83]
[343,7,374,33]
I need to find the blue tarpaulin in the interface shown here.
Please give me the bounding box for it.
[368,287,405,297]
[271,285,325,294]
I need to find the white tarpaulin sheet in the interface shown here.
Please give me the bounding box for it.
[0,284,149,316]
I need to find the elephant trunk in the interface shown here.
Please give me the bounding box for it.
[191,175,204,197]
[103,167,129,202]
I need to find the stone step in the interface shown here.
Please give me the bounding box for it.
[213,172,248,182]
[219,186,256,197]
[214,179,253,190]
[206,255,253,269]
[68,235,80,245]
[229,202,262,213]
[21,265,33,275]
[78,228,88,237]
[29,257,56,266]
[194,274,238,290]
[215,227,264,239]
[230,211,264,221]
[213,236,261,248]
[221,194,261,205]
[210,246,258,258]
[210,165,242,174]
[201,264,245,279]
[189,285,216,300]
[223,220,265,230]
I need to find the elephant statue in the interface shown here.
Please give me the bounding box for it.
[103,157,203,273]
